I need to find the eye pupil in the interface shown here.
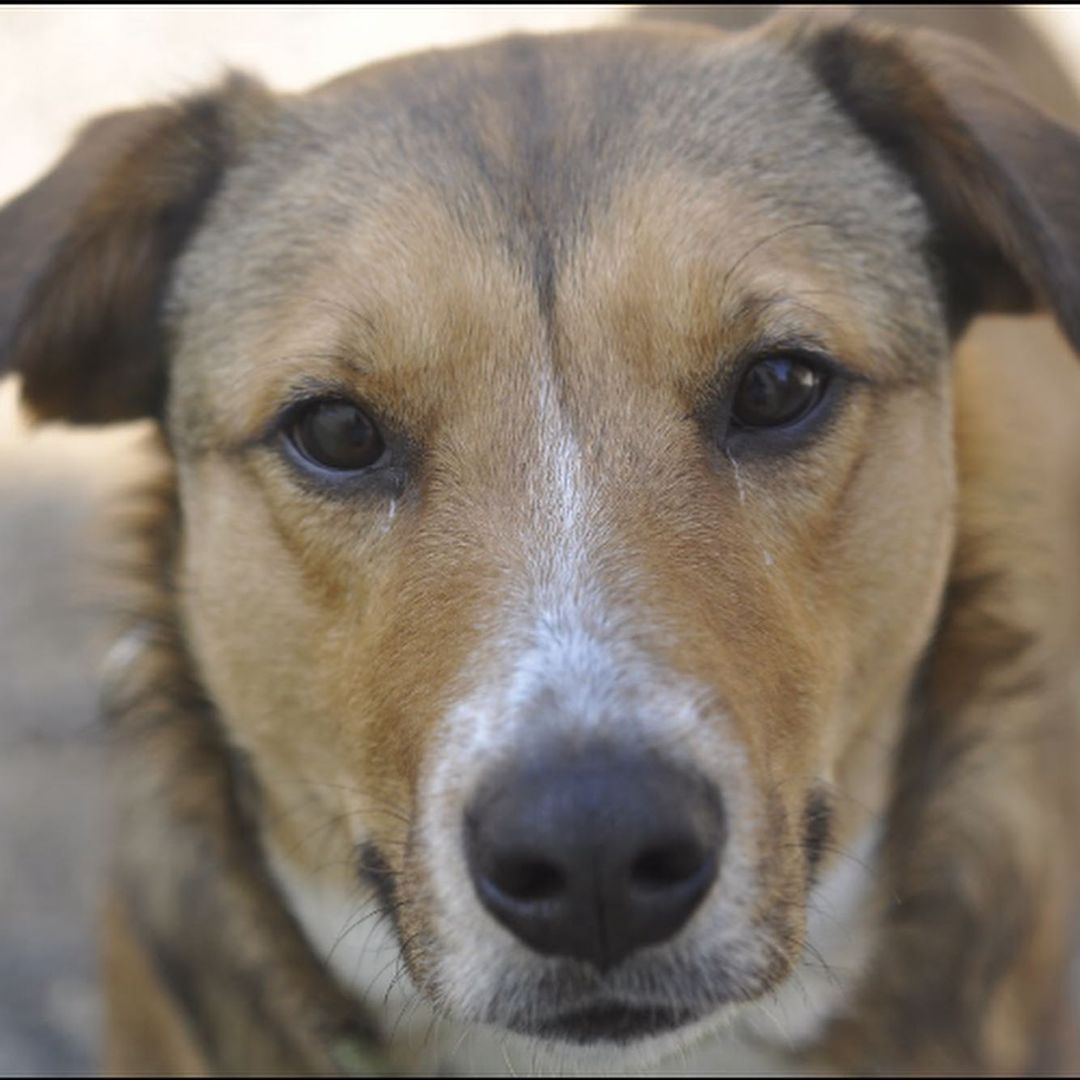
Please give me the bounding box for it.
[731,356,823,429]
[290,400,385,471]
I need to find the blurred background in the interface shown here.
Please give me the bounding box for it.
[1,6,1079,1074]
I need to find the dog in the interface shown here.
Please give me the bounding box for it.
[2,7,1079,1074]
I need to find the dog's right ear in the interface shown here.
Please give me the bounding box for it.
[0,74,274,424]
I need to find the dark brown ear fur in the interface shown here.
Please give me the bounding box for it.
[768,11,1080,352]
[0,73,273,423]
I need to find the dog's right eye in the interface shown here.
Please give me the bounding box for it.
[285,399,386,472]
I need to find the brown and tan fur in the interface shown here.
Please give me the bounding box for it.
[2,8,1079,1075]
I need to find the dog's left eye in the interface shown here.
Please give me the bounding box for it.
[730,356,826,430]
[285,399,386,472]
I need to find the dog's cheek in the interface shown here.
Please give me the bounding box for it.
[174,459,390,874]
[816,386,957,817]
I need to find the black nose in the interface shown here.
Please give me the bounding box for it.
[464,748,723,972]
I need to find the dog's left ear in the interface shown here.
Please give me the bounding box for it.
[766,11,1080,352]
[0,74,274,423]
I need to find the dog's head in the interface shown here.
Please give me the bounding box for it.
[4,11,1079,1053]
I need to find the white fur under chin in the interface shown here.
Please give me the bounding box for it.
[267,823,879,1076]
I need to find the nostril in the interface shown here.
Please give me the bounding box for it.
[631,840,710,892]
[491,855,566,903]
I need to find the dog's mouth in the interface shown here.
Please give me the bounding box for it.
[514,1000,702,1044]
[471,950,777,1047]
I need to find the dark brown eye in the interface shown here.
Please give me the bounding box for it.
[287,399,385,471]
[731,356,825,429]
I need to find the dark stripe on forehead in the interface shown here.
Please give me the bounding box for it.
[499,36,561,321]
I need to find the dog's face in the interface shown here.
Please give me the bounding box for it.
[4,12,1079,1054]
[170,27,959,1041]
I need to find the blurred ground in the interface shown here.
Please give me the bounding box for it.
[1,6,1079,1075]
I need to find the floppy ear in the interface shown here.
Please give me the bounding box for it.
[765,11,1080,352]
[0,74,274,423]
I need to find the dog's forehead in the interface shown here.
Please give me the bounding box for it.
[298,28,930,267]
[171,26,939,435]
[295,28,916,224]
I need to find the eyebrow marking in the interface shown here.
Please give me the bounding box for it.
[716,220,846,315]
[293,293,382,342]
